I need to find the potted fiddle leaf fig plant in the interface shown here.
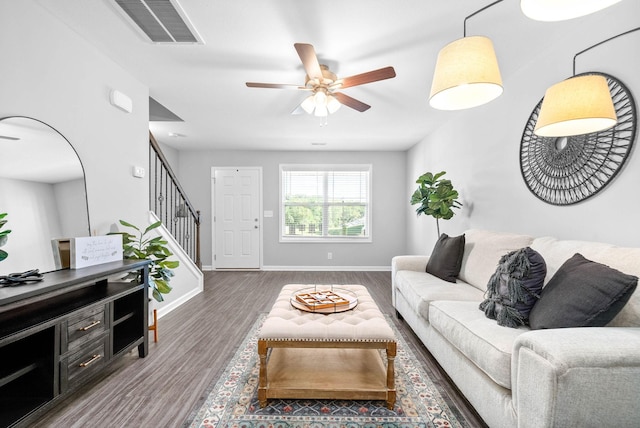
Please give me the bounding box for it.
[410,171,462,236]
[109,220,179,302]
[0,213,11,262]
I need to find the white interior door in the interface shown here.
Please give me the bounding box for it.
[212,167,261,269]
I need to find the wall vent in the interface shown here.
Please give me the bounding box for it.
[114,0,203,44]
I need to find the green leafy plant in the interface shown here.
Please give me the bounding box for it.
[109,220,179,302]
[0,213,11,262]
[410,171,462,236]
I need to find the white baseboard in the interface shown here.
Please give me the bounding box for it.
[261,265,391,272]
[155,286,202,319]
[146,211,204,320]
[202,264,391,272]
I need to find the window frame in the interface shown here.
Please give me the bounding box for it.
[279,164,373,243]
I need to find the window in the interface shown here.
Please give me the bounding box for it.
[280,164,372,242]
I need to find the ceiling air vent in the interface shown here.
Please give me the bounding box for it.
[114,0,203,44]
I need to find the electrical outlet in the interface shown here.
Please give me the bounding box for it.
[327,252,332,260]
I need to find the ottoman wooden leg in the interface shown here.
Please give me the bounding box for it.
[386,341,397,409]
[258,340,268,408]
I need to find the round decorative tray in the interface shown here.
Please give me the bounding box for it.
[290,287,358,313]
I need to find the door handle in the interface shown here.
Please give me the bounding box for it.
[254,225,259,229]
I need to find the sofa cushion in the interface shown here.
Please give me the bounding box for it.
[529,253,638,329]
[458,229,534,292]
[426,233,465,283]
[394,270,484,320]
[430,300,530,389]
[480,247,547,328]
[531,236,640,327]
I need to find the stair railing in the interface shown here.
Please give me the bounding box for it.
[149,132,201,269]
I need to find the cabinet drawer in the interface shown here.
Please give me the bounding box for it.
[66,305,107,351]
[65,338,107,388]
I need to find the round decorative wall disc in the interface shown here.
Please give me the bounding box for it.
[520,72,637,205]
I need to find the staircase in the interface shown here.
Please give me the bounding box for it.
[149,132,201,269]
[148,132,203,318]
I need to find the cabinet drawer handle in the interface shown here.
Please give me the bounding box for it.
[78,320,101,331]
[79,354,102,367]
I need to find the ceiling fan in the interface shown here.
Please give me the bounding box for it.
[246,43,396,117]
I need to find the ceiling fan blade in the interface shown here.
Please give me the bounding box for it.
[337,66,396,89]
[333,92,371,112]
[246,82,303,89]
[294,43,323,80]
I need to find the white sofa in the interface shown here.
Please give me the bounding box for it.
[392,229,640,428]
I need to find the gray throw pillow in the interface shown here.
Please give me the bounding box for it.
[529,253,638,329]
[426,233,465,283]
[479,247,547,328]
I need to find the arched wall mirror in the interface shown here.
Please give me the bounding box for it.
[0,116,90,274]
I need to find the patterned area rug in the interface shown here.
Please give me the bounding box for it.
[186,315,464,428]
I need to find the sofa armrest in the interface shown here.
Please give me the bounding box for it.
[391,256,429,309]
[512,327,640,428]
[391,255,428,285]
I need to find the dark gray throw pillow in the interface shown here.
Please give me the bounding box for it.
[480,247,547,328]
[529,253,638,329]
[426,233,465,283]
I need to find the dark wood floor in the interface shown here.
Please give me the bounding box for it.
[39,270,487,427]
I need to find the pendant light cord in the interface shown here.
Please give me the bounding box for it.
[573,26,640,75]
[464,0,504,37]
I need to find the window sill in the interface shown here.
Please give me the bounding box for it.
[279,237,372,244]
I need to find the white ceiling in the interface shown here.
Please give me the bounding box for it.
[35,0,633,152]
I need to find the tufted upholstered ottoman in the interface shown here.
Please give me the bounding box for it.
[257,284,397,409]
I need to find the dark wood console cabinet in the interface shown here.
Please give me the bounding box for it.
[0,260,150,428]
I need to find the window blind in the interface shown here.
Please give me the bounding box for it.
[280,165,371,241]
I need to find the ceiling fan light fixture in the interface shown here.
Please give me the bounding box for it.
[327,95,341,114]
[314,90,327,106]
[312,91,329,117]
[314,103,328,117]
[301,95,315,114]
[534,74,617,137]
[247,43,396,119]
[429,36,503,110]
[521,0,623,22]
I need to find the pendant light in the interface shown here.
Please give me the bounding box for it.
[534,74,616,137]
[429,1,505,110]
[521,0,623,22]
[533,27,640,137]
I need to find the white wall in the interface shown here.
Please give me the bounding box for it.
[177,150,406,269]
[5,1,635,278]
[0,3,201,315]
[406,2,640,254]
[0,2,149,237]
